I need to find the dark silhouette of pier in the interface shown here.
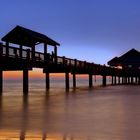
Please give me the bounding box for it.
[0,25,139,93]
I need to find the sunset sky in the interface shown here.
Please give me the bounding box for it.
[1,0,140,78]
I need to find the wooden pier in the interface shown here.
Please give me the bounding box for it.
[0,26,139,93]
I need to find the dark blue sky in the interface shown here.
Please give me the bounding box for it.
[1,0,140,64]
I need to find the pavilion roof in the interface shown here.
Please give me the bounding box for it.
[108,57,120,66]
[119,48,140,59]
[1,25,60,47]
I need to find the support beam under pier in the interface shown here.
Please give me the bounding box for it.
[46,72,50,90]
[131,77,134,84]
[102,75,106,86]
[65,72,69,90]
[89,74,93,88]
[23,70,29,93]
[136,77,138,84]
[114,76,117,85]
[128,77,130,84]
[0,71,3,93]
[119,76,121,85]
[112,76,114,85]
[138,77,140,84]
[73,73,76,88]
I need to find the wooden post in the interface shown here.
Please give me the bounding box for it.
[46,72,50,90]
[73,73,76,88]
[136,77,138,84]
[122,77,124,84]
[54,46,57,56]
[20,45,23,58]
[103,75,106,86]
[114,76,117,85]
[0,43,3,57]
[89,74,93,88]
[112,76,114,85]
[138,77,140,84]
[63,56,66,66]
[44,44,47,54]
[65,72,69,90]
[137,77,139,84]
[32,45,35,61]
[23,70,29,93]
[131,77,133,84]
[130,77,131,84]
[26,49,30,61]
[118,76,120,85]
[115,76,117,84]
[74,59,77,67]
[6,42,9,57]
[123,77,125,84]
[0,71,3,93]
[123,77,126,84]
[127,77,130,84]
[44,43,47,61]
[54,46,57,64]
[125,77,127,84]
[44,53,50,65]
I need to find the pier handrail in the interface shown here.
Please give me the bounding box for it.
[0,44,95,66]
[0,44,120,74]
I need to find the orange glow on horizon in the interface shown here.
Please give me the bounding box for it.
[3,69,64,79]
[3,68,104,80]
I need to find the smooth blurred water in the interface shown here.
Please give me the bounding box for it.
[0,77,140,139]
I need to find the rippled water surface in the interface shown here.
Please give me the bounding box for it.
[0,78,140,139]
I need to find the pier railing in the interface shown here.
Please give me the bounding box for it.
[0,43,122,76]
[0,43,139,93]
[0,44,100,66]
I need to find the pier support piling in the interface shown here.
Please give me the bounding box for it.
[89,74,93,88]
[112,76,114,85]
[118,76,120,85]
[114,76,117,85]
[128,77,130,84]
[131,77,134,84]
[102,75,106,86]
[23,70,29,93]
[65,72,69,90]
[138,77,140,84]
[136,77,138,84]
[46,72,50,90]
[0,71,3,93]
[73,73,76,88]
[122,77,126,85]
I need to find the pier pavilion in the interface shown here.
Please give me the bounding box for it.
[0,25,60,93]
[108,48,140,84]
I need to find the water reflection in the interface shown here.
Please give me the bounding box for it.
[0,93,92,139]
[1,85,140,139]
[0,132,90,140]
[20,94,29,140]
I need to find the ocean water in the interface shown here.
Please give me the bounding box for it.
[0,76,140,139]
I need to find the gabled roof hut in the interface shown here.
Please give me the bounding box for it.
[1,25,60,60]
[108,48,140,69]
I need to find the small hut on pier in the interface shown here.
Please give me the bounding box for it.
[0,25,60,93]
[108,48,140,84]
[1,25,60,61]
[108,48,140,70]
